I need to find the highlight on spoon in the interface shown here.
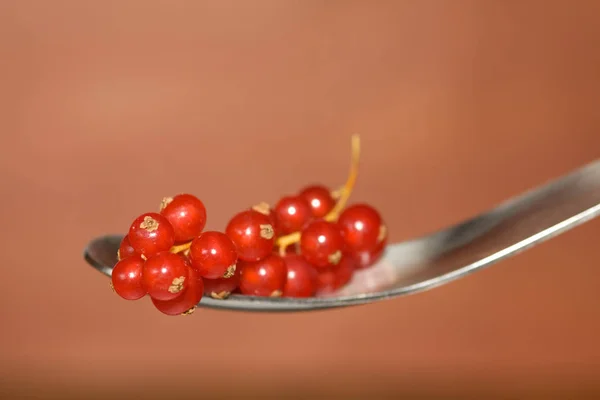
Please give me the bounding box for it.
[92,135,391,316]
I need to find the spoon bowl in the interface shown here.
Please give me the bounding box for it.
[85,160,600,311]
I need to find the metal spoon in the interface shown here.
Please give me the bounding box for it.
[84,160,600,312]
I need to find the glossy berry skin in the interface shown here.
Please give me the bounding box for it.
[282,255,318,298]
[128,212,175,257]
[274,195,313,234]
[117,235,138,261]
[203,268,241,299]
[152,266,204,316]
[142,251,189,301]
[299,185,336,219]
[338,204,385,253]
[189,231,238,279]
[160,194,207,243]
[225,210,275,262]
[316,255,356,295]
[351,238,386,269]
[111,255,146,300]
[300,219,344,268]
[239,254,287,297]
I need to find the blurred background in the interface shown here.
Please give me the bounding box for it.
[1,0,599,398]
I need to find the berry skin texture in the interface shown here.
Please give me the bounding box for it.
[351,238,386,269]
[159,194,207,243]
[203,268,241,300]
[282,255,318,298]
[274,195,313,235]
[316,255,356,295]
[225,210,275,262]
[299,185,336,219]
[117,235,138,261]
[300,219,344,268]
[152,266,204,316]
[128,212,175,257]
[142,251,189,301]
[111,255,146,300]
[239,254,287,297]
[337,204,385,253]
[189,231,238,279]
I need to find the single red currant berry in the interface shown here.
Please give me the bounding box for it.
[159,194,207,243]
[273,195,313,234]
[351,237,386,269]
[128,212,175,257]
[111,254,146,300]
[282,254,318,298]
[203,267,240,300]
[189,231,238,279]
[338,204,385,253]
[239,254,287,297]
[152,266,204,316]
[117,235,138,261]
[300,219,344,268]
[142,251,189,301]
[316,255,356,295]
[225,210,275,262]
[299,185,336,218]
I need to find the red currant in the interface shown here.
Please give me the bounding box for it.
[117,235,138,261]
[282,254,318,298]
[152,266,204,316]
[189,231,238,279]
[299,185,335,218]
[225,210,275,262]
[159,194,207,243]
[111,254,146,300]
[299,219,344,268]
[316,255,355,294]
[128,212,175,257]
[142,251,189,301]
[239,254,287,297]
[351,237,386,269]
[338,204,386,253]
[274,195,312,234]
[203,268,240,299]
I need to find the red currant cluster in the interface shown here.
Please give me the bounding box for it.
[109,136,387,315]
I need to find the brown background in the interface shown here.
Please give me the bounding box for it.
[1,1,599,398]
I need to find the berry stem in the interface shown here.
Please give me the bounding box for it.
[170,242,191,254]
[276,134,361,256]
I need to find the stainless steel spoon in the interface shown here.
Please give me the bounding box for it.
[84,160,600,312]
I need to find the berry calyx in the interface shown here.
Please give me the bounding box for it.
[111,254,146,300]
[225,209,275,262]
[338,203,385,253]
[300,219,344,268]
[273,195,312,235]
[159,194,207,243]
[142,251,189,301]
[189,231,238,279]
[117,235,138,261]
[282,255,318,298]
[151,266,204,316]
[128,212,175,257]
[299,185,336,219]
[239,254,287,297]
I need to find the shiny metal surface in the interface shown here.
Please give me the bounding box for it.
[85,160,600,312]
